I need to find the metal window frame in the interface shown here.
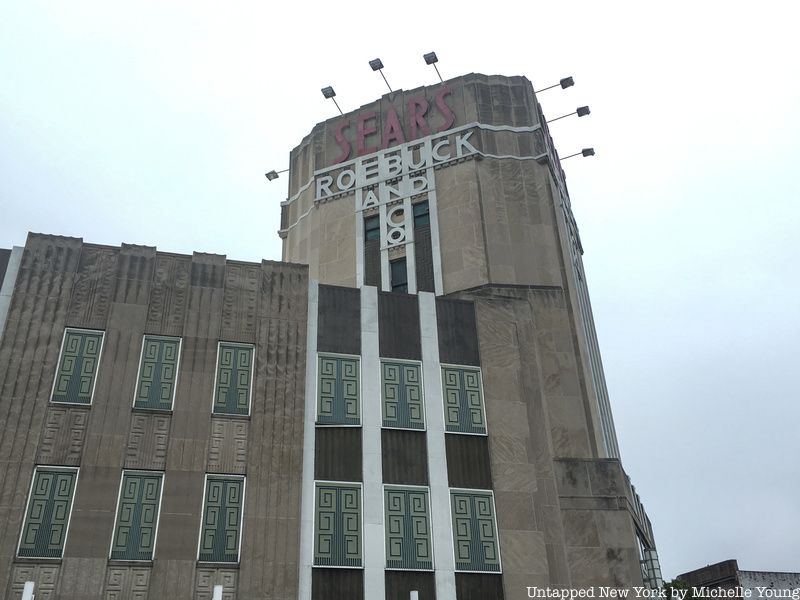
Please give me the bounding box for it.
[16,465,80,559]
[107,469,165,562]
[196,473,247,564]
[314,352,362,428]
[447,487,502,574]
[131,334,183,411]
[379,357,427,432]
[210,341,256,417]
[382,483,435,572]
[311,480,364,569]
[49,327,106,406]
[439,363,488,436]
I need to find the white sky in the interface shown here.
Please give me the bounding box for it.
[1,0,798,580]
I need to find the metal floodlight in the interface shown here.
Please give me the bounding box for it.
[547,105,592,124]
[321,86,343,115]
[424,51,443,82]
[265,168,288,181]
[369,58,392,92]
[535,75,575,94]
[560,148,596,161]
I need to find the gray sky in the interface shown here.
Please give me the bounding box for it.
[1,1,798,579]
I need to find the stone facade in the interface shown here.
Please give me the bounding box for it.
[0,71,661,599]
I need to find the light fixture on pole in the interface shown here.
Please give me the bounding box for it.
[265,168,288,181]
[547,106,590,123]
[560,148,595,160]
[321,86,343,115]
[369,58,392,92]
[535,76,574,93]
[424,52,443,82]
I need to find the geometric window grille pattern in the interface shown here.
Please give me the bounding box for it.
[213,343,254,416]
[316,355,360,426]
[450,490,501,572]
[381,361,424,429]
[313,483,362,567]
[442,366,486,434]
[18,468,78,558]
[110,472,163,560]
[384,486,432,570]
[51,329,104,404]
[134,336,180,410]
[198,476,244,563]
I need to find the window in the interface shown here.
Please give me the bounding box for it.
[442,366,486,434]
[384,486,432,570]
[213,342,254,416]
[110,471,164,560]
[17,467,78,558]
[390,258,408,293]
[51,328,104,404]
[364,214,380,241]
[134,335,181,410]
[313,482,362,567]
[450,489,501,572]
[198,476,245,563]
[381,361,424,429]
[317,354,360,425]
[413,201,430,228]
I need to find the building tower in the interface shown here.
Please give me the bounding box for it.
[280,72,662,598]
[0,72,661,600]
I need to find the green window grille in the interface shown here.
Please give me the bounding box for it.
[450,490,501,572]
[134,336,180,410]
[213,343,254,415]
[18,468,78,558]
[198,476,244,563]
[382,361,424,429]
[317,355,360,425]
[51,329,104,404]
[314,482,362,567]
[385,486,433,570]
[442,366,486,434]
[110,472,163,560]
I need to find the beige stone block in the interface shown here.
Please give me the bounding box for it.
[594,510,637,548]
[489,434,529,464]
[504,573,551,600]
[499,529,548,575]
[495,491,536,530]
[494,461,536,493]
[554,460,592,496]
[487,400,530,439]
[561,509,600,548]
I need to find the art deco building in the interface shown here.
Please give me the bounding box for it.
[0,73,661,600]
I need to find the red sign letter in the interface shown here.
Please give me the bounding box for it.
[333,120,351,164]
[356,111,378,156]
[408,97,431,140]
[435,88,455,132]
[381,107,406,149]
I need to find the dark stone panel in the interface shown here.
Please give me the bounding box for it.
[312,568,364,600]
[445,434,492,489]
[146,254,190,337]
[67,245,118,329]
[113,244,156,305]
[190,253,226,288]
[316,427,362,482]
[237,261,308,600]
[455,573,504,600]
[378,292,421,360]
[415,226,435,293]
[317,284,360,355]
[220,261,260,343]
[382,429,428,485]
[385,571,436,600]
[364,238,381,287]
[436,298,480,366]
[0,248,10,285]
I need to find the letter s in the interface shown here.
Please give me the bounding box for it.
[333,120,351,164]
[435,87,455,132]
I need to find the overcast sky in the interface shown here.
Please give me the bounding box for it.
[1,1,798,580]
